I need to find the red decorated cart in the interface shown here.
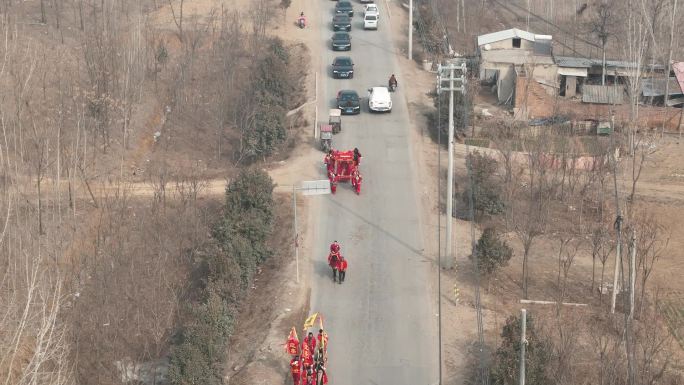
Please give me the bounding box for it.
[324,150,362,195]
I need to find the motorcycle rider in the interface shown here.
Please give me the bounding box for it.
[388,74,398,90]
[298,12,307,28]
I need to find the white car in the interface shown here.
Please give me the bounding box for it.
[364,4,379,17]
[368,87,392,112]
[363,13,378,29]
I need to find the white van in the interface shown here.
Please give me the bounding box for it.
[363,14,378,30]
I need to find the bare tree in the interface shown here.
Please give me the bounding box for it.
[514,131,553,299]
[590,0,616,86]
[628,213,670,315]
[168,0,185,42]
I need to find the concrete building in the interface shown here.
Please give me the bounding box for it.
[477,28,556,104]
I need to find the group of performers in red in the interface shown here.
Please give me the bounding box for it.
[290,329,329,385]
[324,148,363,194]
[327,240,348,284]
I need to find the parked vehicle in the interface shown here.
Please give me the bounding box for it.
[332,56,354,79]
[332,14,352,31]
[367,87,392,112]
[363,14,378,29]
[328,109,342,133]
[336,90,361,115]
[320,124,333,152]
[335,0,354,17]
[331,32,351,51]
[364,4,379,17]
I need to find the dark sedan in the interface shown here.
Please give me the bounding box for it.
[335,1,354,17]
[331,32,351,51]
[332,56,354,79]
[337,90,361,115]
[332,14,351,31]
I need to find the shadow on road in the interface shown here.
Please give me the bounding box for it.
[326,196,425,258]
[315,259,334,280]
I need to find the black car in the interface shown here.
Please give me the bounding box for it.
[337,90,361,115]
[332,56,354,79]
[335,1,354,17]
[332,14,351,31]
[331,32,351,51]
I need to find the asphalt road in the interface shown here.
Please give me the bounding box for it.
[309,2,439,384]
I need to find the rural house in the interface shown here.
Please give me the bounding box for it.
[477,28,556,104]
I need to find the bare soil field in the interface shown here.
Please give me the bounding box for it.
[393,2,684,384]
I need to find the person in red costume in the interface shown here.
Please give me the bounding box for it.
[330,241,341,254]
[351,170,362,195]
[302,364,315,385]
[302,332,316,355]
[316,329,328,353]
[327,251,340,283]
[324,150,334,174]
[290,356,301,385]
[338,255,348,284]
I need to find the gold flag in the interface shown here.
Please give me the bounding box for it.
[303,312,318,330]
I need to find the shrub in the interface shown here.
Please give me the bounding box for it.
[491,314,552,385]
[425,89,471,146]
[462,151,504,217]
[170,169,275,385]
[212,169,275,288]
[472,227,513,276]
[169,285,234,385]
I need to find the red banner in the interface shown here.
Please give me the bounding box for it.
[285,327,300,356]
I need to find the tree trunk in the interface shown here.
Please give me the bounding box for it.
[602,46,606,86]
[522,246,530,299]
[664,0,677,107]
[40,0,46,23]
[591,252,596,294]
[599,263,606,303]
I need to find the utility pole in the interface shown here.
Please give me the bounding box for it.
[664,0,677,108]
[629,229,636,319]
[408,0,413,60]
[610,215,622,313]
[520,308,527,385]
[437,62,467,269]
[610,113,622,314]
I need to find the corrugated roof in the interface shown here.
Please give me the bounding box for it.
[582,85,625,104]
[674,62,684,94]
[555,56,594,68]
[641,77,683,97]
[555,55,666,70]
[478,28,549,46]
